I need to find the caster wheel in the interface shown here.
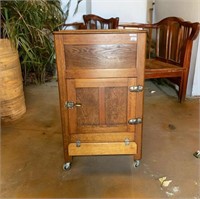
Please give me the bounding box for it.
[134,160,140,168]
[63,162,71,171]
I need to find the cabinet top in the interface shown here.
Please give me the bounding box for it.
[53,29,146,35]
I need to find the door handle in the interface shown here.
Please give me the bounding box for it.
[65,101,82,109]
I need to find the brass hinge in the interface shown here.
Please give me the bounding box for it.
[129,85,143,92]
[128,118,142,125]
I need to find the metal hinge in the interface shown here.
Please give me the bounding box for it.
[129,85,143,92]
[128,118,142,125]
[65,101,82,109]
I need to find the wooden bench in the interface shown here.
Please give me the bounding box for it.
[120,17,200,102]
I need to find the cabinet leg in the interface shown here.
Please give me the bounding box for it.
[63,151,72,171]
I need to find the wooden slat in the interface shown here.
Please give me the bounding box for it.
[54,29,146,35]
[134,33,146,160]
[61,32,140,45]
[54,35,72,163]
[75,78,128,88]
[68,142,137,156]
[127,78,136,132]
[77,125,128,133]
[67,79,77,134]
[65,69,137,79]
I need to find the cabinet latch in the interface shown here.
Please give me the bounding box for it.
[65,101,82,109]
[129,85,143,92]
[128,118,142,125]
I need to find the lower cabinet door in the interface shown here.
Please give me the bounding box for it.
[66,77,143,156]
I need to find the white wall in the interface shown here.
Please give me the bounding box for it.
[61,0,148,23]
[61,0,87,23]
[154,0,200,96]
[147,0,155,23]
[91,0,147,23]
[192,38,200,96]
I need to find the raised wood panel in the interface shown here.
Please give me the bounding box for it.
[76,88,99,126]
[64,44,137,70]
[105,87,127,125]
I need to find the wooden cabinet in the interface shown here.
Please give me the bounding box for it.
[54,30,146,169]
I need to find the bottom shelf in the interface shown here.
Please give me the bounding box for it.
[68,142,137,156]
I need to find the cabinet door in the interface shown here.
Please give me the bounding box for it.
[66,78,141,138]
[63,33,139,79]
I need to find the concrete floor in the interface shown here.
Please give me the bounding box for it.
[1,79,200,198]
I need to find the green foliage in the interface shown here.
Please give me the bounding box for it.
[1,0,64,84]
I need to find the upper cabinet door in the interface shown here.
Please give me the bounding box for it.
[63,33,140,79]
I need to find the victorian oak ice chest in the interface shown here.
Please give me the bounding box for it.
[54,29,146,170]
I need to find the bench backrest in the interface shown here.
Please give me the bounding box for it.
[83,14,119,29]
[149,17,199,67]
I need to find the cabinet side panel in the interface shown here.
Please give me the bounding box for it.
[54,34,72,162]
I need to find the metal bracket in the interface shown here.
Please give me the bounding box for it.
[129,85,143,92]
[124,138,130,145]
[65,101,82,109]
[76,140,81,147]
[128,118,142,125]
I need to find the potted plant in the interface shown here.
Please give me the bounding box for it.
[1,0,65,84]
[0,0,65,122]
[0,0,84,121]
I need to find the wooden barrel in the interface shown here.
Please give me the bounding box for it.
[0,39,26,122]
